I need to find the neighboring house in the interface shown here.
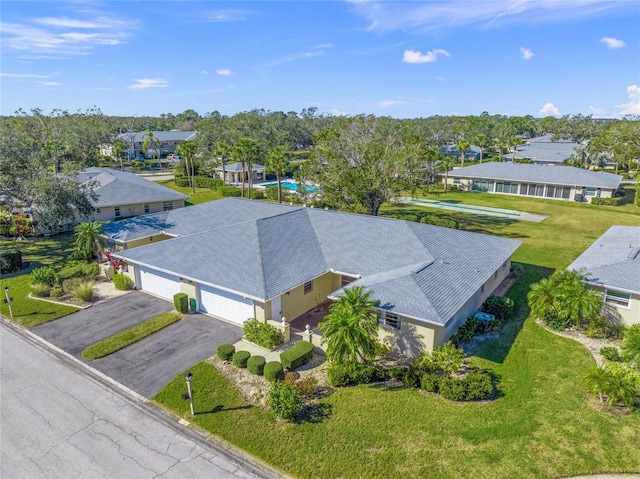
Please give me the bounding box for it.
[568,226,640,325]
[510,134,580,165]
[444,163,622,202]
[440,145,482,161]
[79,168,188,222]
[113,130,197,159]
[107,198,521,354]
[214,162,265,184]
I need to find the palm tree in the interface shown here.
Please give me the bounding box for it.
[233,138,259,198]
[73,221,107,262]
[527,277,556,322]
[215,141,232,185]
[456,139,471,167]
[509,136,524,161]
[472,134,488,163]
[176,140,198,194]
[553,270,602,327]
[142,129,162,173]
[318,286,380,365]
[440,156,455,194]
[265,145,291,203]
[111,138,127,171]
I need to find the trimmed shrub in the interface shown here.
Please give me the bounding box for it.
[622,324,640,366]
[30,266,57,287]
[439,377,468,401]
[327,363,386,387]
[265,186,279,201]
[280,340,314,370]
[420,215,459,229]
[388,366,409,380]
[113,273,133,291]
[420,373,439,393]
[401,366,422,388]
[250,190,265,200]
[232,350,251,368]
[439,372,493,401]
[482,295,515,321]
[72,281,95,302]
[600,346,621,362]
[590,197,621,206]
[219,186,242,197]
[217,343,235,361]
[264,361,284,382]
[173,292,189,314]
[269,380,302,421]
[244,318,284,350]
[30,283,50,297]
[0,248,22,274]
[174,176,223,189]
[58,261,101,280]
[62,277,85,294]
[247,355,266,375]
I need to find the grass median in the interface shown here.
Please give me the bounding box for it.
[82,311,183,360]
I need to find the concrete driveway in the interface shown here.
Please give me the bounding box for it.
[32,291,243,398]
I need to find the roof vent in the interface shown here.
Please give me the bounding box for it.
[627,248,640,260]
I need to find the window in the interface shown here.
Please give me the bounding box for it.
[502,261,507,271]
[481,284,485,294]
[162,201,173,211]
[94,208,101,214]
[453,177,461,185]
[585,187,597,197]
[144,203,150,214]
[604,289,631,308]
[496,182,518,194]
[380,311,400,330]
[304,280,313,294]
[114,206,120,217]
[494,271,498,279]
[472,179,494,192]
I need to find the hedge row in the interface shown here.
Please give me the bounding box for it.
[280,341,314,370]
[174,176,223,189]
[173,292,189,313]
[591,197,621,206]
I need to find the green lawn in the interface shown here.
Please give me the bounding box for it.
[383,185,640,269]
[155,179,225,205]
[0,234,79,328]
[82,312,183,359]
[155,268,640,479]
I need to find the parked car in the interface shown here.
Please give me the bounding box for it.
[167,154,183,162]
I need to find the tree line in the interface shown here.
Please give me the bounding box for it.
[1,106,638,228]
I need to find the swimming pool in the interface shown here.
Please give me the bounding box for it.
[261,180,320,193]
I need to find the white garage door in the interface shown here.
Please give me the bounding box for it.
[138,267,180,300]
[199,284,254,324]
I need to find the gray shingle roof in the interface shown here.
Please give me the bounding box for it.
[568,226,640,293]
[512,134,579,163]
[116,131,196,143]
[450,163,622,189]
[114,198,521,326]
[79,168,188,208]
[215,162,265,172]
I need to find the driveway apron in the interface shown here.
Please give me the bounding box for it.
[31,291,243,398]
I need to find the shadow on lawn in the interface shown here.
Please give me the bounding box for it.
[297,403,333,424]
[196,404,253,415]
[473,263,553,365]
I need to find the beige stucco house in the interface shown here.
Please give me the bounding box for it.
[105,198,521,355]
[568,226,640,326]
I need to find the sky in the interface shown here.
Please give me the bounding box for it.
[1,0,639,119]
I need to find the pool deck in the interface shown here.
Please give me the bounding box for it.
[405,198,547,222]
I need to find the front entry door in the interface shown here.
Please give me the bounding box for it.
[271,295,282,321]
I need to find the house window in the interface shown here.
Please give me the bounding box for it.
[94,208,101,214]
[144,203,149,214]
[304,280,313,294]
[604,289,631,308]
[472,179,494,192]
[502,261,507,271]
[162,201,173,211]
[481,284,485,294]
[114,206,120,217]
[380,311,400,330]
[585,187,597,197]
[453,177,461,185]
[494,271,498,279]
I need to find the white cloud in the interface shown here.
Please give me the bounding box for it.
[331,109,348,117]
[127,78,169,90]
[202,69,209,75]
[403,48,450,64]
[520,47,534,60]
[216,69,232,76]
[0,73,48,78]
[616,84,640,115]
[538,102,561,117]
[587,106,606,116]
[205,10,253,22]
[348,1,635,33]
[271,44,333,66]
[600,37,626,49]
[38,81,62,86]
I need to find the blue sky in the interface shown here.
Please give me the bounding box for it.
[1,1,639,119]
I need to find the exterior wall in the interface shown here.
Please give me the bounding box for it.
[91,200,185,222]
[180,278,197,307]
[255,302,268,322]
[444,177,615,202]
[377,315,437,354]
[436,259,512,345]
[123,233,175,250]
[280,272,336,322]
[592,285,640,326]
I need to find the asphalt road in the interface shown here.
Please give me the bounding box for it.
[0,319,279,479]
